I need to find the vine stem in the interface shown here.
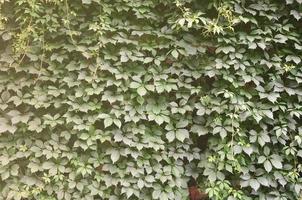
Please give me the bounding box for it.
[15,16,32,68]
[64,0,76,44]
[230,102,240,161]
[34,29,45,84]
[230,109,235,160]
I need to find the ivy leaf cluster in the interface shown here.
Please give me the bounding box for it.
[0,0,301,200]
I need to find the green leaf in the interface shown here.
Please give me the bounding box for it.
[166,131,175,142]
[42,162,54,169]
[111,150,120,163]
[258,156,266,164]
[152,190,161,199]
[126,188,134,198]
[145,175,155,182]
[178,18,186,26]
[113,119,122,128]
[137,179,144,189]
[286,55,301,64]
[257,177,269,187]
[10,164,19,176]
[137,86,147,96]
[28,118,42,133]
[130,82,141,89]
[120,55,129,62]
[21,176,37,186]
[144,57,153,63]
[270,158,282,169]
[82,0,91,4]
[263,110,274,119]
[257,42,266,50]
[171,49,179,59]
[0,155,9,166]
[264,160,272,172]
[80,133,90,140]
[1,171,9,180]
[28,162,40,173]
[104,118,113,128]
[154,115,164,125]
[250,179,260,191]
[216,46,235,54]
[2,33,12,41]
[161,193,168,200]
[175,129,189,142]
[176,120,188,128]
[219,128,227,139]
[1,91,10,102]
[248,42,257,49]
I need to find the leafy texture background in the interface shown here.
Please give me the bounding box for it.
[0,0,302,199]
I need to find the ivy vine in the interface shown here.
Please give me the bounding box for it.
[0,0,301,200]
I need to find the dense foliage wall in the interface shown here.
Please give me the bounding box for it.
[0,0,302,199]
